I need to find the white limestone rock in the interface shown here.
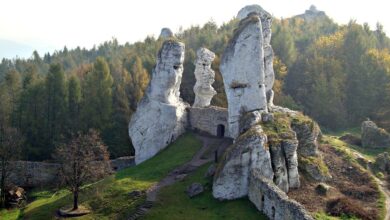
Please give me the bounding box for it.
[193,48,217,107]
[213,125,274,200]
[129,40,188,164]
[237,4,275,101]
[282,139,300,188]
[220,14,268,138]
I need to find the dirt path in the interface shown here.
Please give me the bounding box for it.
[368,166,390,220]
[128,134,232,220]
[146,135,231,201]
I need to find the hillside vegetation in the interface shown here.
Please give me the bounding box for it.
[1,8,390,161]
[1,133,203,219]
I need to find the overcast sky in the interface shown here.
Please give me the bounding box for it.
[1,0,389,59]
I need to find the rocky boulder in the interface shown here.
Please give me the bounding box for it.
[361,120,390,148]
[373,152,390,173]
[193,48,217,107]
[186,183,204,198]
[339,133,362,146]
[129,40,188,164]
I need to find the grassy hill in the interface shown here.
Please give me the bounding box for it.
[0,132,265,220]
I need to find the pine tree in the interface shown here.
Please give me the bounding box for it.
[45,63,67,155]
[82,57,113,131]
[67,75,81,133]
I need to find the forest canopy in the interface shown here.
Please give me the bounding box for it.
[1,12,390,161]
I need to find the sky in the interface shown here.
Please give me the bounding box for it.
[1,0,389,60]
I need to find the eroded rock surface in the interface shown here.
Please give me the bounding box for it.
[220,14,268,138]
[361,120,390,148]
[213,123,273,200]
[193,48,217,107]
[129,40,188,164]
[237,5,275,102]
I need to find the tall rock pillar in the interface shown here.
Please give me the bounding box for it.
[128,40,188,164]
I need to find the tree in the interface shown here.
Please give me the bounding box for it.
[1,70,22,127]
[53,130,110,210]
[82,57,113,131]
[0,127,23,208]
[67,75,81,133]
[46,64,67,153]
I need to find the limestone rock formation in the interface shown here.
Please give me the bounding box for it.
[193,48,217,107]
[213,123,274,199]
[129,40,188,164]
[291,116,321,157]
[237,4,275,103]
[361,120,390,148]
[159,28,173,39]
[220,13,268,138]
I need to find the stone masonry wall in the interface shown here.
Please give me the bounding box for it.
[188,106,230,137]
[5,157,135,188]
[248,170,313,220]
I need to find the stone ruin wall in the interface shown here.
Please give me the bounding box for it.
[4,157,135,188]
[249,171,314,220]
[188,106,230,138]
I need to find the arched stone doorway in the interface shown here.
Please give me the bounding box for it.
[217,124,225,138]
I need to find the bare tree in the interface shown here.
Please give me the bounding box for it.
[53,129,110,210]
[0,127,23,208]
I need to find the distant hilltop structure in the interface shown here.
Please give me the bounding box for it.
[294,5,327,22]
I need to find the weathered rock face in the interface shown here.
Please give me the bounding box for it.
[193,48,217,107]
[220,14,268,138]
[159,27,173,39]
[361,120,390,148]
[213,123,273,200]
[262,113,301,191]
[237,5,275,102]
[291,117,321,157]
[129,40,188,164]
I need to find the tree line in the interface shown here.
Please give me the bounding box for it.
[1,12,390,161]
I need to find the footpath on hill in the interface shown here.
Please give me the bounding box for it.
[128,134,232,220]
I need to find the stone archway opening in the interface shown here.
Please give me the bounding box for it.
[217,124,225,138]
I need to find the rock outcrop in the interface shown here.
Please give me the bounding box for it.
[237,4,275,105]
[374,152,390,173]
[193,48,217,107]
[220,8,273,138]
[361,120,390,148]
[129,40,188,164]
[159,28,173,39]
[213,110,328,198]
[213,116,274,199]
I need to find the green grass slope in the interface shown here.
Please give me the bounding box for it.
[144,163,266,220]
[1,132,202,220]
